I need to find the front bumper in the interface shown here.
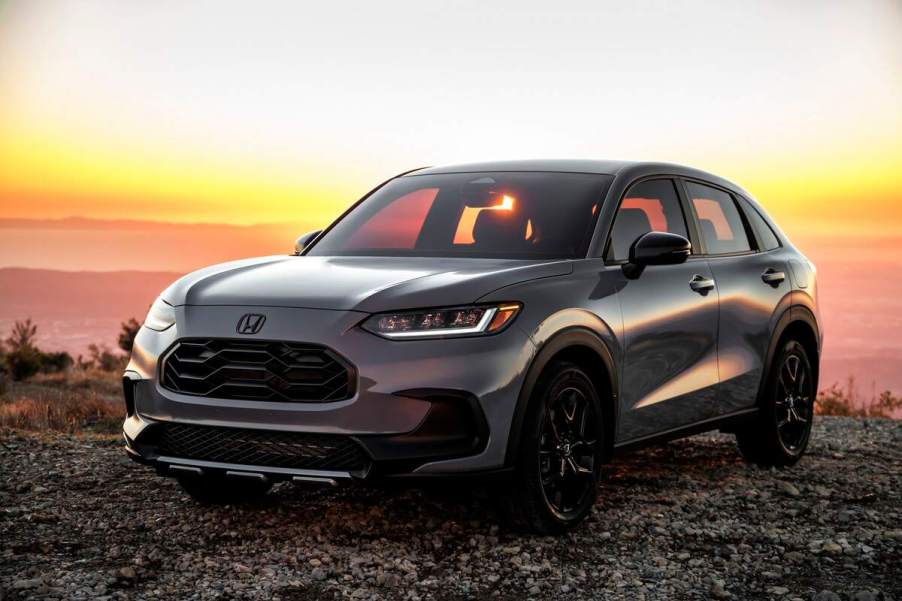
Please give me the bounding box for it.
[124,305,535,479]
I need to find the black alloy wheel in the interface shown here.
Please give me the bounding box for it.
[501,360,605,534]
[736,339,815,467]
[539,385,598,517]
[774,352,814,453]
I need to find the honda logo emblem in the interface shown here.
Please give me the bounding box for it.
[236,313,266,335]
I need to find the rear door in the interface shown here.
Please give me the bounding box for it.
[681,180,791,415]
[606,178,720,442]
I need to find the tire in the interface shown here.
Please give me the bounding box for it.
[736,339,815,467]
[501,360,605,534]
[177,474,273,505]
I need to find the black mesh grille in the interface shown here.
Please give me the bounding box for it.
[161,338,355,402]
[156,423,370,472]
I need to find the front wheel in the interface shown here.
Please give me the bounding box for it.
[736,339,815,467]
[501,361,605,534]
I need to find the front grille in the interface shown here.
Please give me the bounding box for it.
[161,338,355,402]
[156,423,370,472]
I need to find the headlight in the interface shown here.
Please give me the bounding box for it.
[361,303,521,339]
[144,297,176,331]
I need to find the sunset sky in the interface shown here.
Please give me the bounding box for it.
[0,0,900,237]
[1,1,901,395]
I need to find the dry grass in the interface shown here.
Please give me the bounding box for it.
[0,369,123,433]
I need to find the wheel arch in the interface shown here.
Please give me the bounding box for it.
[505,327,619,467]
[759,306,821,406]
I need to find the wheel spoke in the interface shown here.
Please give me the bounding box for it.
[570,439,596,451]
[786,356,799,382]
[790,408,807,424]
[566,456,592,476]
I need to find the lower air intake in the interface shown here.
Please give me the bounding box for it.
[156,423,370,473]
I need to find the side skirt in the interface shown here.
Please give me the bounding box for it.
[612,408,759,455]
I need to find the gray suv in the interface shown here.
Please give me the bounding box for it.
[123,160,821,533]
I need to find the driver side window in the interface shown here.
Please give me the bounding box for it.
[606,179,689,262]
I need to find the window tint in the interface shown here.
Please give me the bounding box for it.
[607,179,688,261]
[307,172,612,259]
[345,188,438,249]
[686,182,752,254]
[737,196,780,251]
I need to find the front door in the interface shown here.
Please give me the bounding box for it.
[605,178,720,442]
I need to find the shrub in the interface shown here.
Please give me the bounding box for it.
[6,346,43,381]
[815,376,901,418]
[87,344,124,372]
[6,318,38,352]
[39,350,74,374]
[118,318,141,355]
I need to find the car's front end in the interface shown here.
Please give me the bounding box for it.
[122,292,536,485]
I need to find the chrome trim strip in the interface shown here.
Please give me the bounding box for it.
[292,475,339,486]
[169,464,203,475]
[226,470,268,482]
[156,455,353,480]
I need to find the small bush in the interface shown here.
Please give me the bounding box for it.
[816,376,902,418]
[6,347,43,381]
[39,350,74,374]
[118,317,141,355]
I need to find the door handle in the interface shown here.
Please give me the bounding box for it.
[689,274,715,294]
[761,268,785,286]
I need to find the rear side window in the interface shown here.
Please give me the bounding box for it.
[737,196,781,251]
[606,179,689,261]
[686,182,752,255]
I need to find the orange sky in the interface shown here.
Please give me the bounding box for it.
[1,1,901,248]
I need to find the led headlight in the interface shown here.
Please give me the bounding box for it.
[362,303,521,339]
[144,297,176,331]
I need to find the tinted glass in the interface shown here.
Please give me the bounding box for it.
[607,179,688,261]
[686,182,752,254]
[308,172,612,259]
[737,196,780,251]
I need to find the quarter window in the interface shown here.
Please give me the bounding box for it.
[607,179,689,262]
[686,182,752,255]
[737,196,780,251]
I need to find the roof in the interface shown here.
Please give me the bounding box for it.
[406,159,752,199]
[409,159,635,176]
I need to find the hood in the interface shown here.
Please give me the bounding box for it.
[161,255,572,313]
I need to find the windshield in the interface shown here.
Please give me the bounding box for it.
[307,172,613,259]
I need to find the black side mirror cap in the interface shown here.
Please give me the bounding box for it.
[623,231,691,278]
[294,230,322,255]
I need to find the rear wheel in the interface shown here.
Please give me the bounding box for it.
[736,339,815,467]
[501,361,604,534]
[177,474,273,505]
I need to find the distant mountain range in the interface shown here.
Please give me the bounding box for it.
[0,217,320,272]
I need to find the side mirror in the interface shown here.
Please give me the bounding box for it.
[623,231,691,278]
[294,230,322,255]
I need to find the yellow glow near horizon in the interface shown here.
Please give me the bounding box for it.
[0,122,362,224]
[0,1,900,237]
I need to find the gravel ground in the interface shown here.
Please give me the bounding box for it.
[1,416,899,601]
